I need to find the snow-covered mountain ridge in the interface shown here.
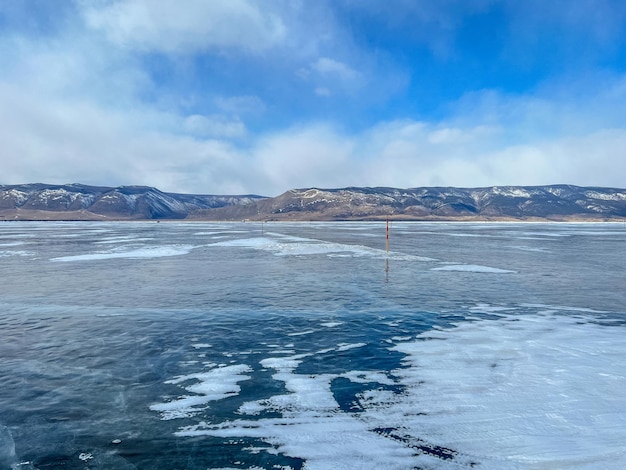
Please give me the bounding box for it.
[195,184,626,221]
[0,184,264,220]
[2,183,626,220]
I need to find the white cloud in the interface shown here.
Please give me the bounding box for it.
[311,57,360,81]
[183,114,246,138]
[246,125,355,193]
[80,0,287,54]
[301,56,364,96]
[3,2,626,196]
[0,80,253,193]
[234,103,626,194]
[4,62,626,196]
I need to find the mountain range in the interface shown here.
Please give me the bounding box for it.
[0,183,263,220]
[2,183,626,221]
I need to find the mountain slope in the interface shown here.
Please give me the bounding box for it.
[0,184,265,220]
[191,185,626,221]
[3,183,626,221]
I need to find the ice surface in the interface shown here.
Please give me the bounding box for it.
[177,351,419,470]
[0,250,31,258]
[5,222,626,468]
[384,313,626,468]
[520,303,609,314]
[210,235,435,261]
[431,264,516,273]
[94,236,155,244]
[509,244,550,253]
[336,343,366,352]
[211,467,264,470]
[0,242,27,247]
[443,232,492,237]
[0,425,16,468]
[468,303,515,313]
[169,311,626,469]
[286,329,316,337]
[51,245,196,261]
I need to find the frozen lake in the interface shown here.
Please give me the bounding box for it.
[1,221,625,469]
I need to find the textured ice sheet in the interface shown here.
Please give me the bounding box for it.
[166,311,626,469]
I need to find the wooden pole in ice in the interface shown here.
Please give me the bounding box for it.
[386,217,389,252]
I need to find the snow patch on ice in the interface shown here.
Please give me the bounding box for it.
[177,350,417,469]
[0,250,31,258]
[336,343,366,352]
[210,235,435,262]
[94,236,155,244]
[510,245,550,252]
[384,313,626,468]
[287,329,316,337]
[469,303,515,313]
[51,245,196,261]
[519,303,609,314]
[431,264,516,273]
[150,364,252,420]
[444,232,490,238]
[169,310,626,468]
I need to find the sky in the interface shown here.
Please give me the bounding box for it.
[2,0,626,196]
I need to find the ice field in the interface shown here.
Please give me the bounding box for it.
[0,221,625,469]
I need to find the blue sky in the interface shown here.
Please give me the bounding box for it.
[2,0,626,195]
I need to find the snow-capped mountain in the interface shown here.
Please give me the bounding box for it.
[195,185,626,221]
[0,184,265,220]
[2,183,626,221]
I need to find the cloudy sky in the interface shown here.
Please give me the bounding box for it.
[2,1,626,196]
